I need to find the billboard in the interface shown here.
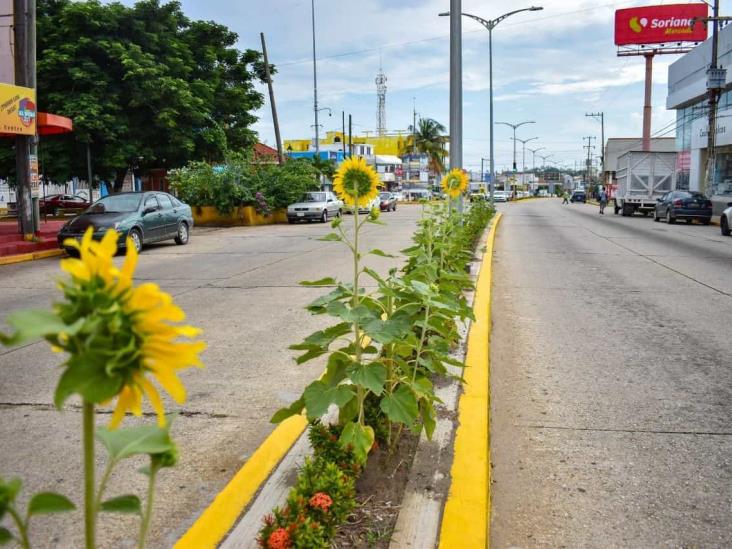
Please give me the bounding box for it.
[0,83,36,135]
[615,4,708,46]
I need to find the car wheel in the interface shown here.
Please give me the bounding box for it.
[321,210,328,223]
[686,218,693,224]
[702,218,711,226]
[653,209,660,222]
[666,209,675,224]
[722,215,731,236]
[174,221,189,245]
[51,206,58,217]
[128,228,143,253]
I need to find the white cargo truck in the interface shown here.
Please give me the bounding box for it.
[613,151,677,216]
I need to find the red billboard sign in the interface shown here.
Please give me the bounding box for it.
[615,4,708,46]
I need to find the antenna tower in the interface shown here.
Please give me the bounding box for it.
[375,55,387,136]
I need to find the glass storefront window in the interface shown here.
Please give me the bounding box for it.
[714,148,732,196]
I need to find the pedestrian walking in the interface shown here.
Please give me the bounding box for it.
[599,187,608,214]
[562,191,569,205]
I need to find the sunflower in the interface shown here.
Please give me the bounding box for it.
[332,156,381,207]
[441,169,469,199]
[58,227,205,428]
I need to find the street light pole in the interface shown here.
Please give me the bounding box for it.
[528,146,544,191]
[511,136,537,186]
[497,120,535,171]
[311,0,320,160]
[449,0,463,213]
[439,7,542,207]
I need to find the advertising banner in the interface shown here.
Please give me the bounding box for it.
[0,83,36,135]
[615,4,708,46]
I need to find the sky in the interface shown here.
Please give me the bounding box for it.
[124,0,694,173]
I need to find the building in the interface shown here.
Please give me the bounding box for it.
[668,23,732,214]
[284,131,412,157]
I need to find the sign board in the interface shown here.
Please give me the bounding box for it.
[29,154,39,197]
[615,4,707,46]
[0,83,36,135]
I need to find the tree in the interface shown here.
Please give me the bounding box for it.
[407,118,447,177]
[33,0,268,189]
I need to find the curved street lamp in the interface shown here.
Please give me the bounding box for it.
[439,6,543,204]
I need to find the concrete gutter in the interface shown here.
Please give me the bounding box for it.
[0,248,65,266]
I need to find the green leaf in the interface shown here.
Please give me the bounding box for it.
[368,248,397,258]
[291,347,328,365]
[100,495,141,515]
[339,421,375,463]
[4,477,22,501]
[54,355,124,408]
[410,280,433,296]
[96,424,174,461]
[0,527,12,545]
[380,385,419,425]
[322,353,351,387]
[0,310,82,347]
[296,322,352,349]
[338,395,359,424]
[28,492,76,516]
[420,401,437,440]
[317,233,342,242]
[299,277,338,286]
[270,397,305,424]
[363,317,411,345]
[347,362,387,396]
[303,381,355,419]
[361,266,385,284]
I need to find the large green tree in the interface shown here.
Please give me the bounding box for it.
[407,118,447,177]
[33,0,267,189]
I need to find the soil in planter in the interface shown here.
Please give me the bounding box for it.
[333,429,420,548]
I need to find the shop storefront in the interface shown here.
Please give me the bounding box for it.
[668,23,732,215]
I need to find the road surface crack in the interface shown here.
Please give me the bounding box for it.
[0,401,233,419]
[523,423,732,436]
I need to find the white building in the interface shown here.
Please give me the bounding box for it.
[667,23,732,213]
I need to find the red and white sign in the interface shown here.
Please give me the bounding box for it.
[615,4,708,46]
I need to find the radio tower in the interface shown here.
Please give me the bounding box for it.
[375,56,387,136]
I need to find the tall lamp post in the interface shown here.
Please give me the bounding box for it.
[439,7,542,206]
[311,0,320,159]
[512,136,537,186]
[528,146,544,191]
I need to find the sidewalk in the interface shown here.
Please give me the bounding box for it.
[0,219,65,263]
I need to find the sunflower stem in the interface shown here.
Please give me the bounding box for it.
[7,505,29,549]
[82,400,96,549]
[138,460,159,549]
[353,199,364,425]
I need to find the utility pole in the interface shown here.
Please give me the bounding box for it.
[14,0,37,238]
[412,98,417,155]
[260,33,283,165]
[348,114,352,158]
[704,0,725,197]
[341,111,346,157]
[583,136,595,188]
[586,112,605,184]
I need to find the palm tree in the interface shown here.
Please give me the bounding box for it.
[407,118,447,177]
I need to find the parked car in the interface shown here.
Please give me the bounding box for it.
[58,191,193,254]
[653,191,712,224]
[493,191,509,203]
[40,194,90,216]
[344,196,380,214]
[404,189,431,201]
[469,191,488,202]
[379,192,397,212]
[287,191,342,223]
[721,203,732,236]
[570,190,586,203]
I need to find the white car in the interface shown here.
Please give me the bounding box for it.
[287,191,343,223]
[344,196,380,214]
[493,191,509,203]
[721,202,732,236]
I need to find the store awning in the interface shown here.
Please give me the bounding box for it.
[374,155,403,165]
[0,111,73,138]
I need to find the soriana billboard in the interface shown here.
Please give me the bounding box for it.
[615,4,708,46]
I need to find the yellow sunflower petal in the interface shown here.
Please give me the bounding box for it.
[151,367,187,404]
[109,386,135,429]
[141,378,166,427]
[60,258,91,281]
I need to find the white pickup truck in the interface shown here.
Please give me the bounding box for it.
[614,151,677,216]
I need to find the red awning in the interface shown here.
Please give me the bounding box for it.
[37,112,73,135]
[0,111,73,138]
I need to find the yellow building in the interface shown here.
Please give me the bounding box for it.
[284,131,413,156]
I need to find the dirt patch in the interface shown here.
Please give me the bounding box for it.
[333,430,420,548]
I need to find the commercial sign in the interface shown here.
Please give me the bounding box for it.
[29,154,39,198]
[0,83,36,135]
[615,4,708,46]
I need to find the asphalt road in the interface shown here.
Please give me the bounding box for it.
[0,205,421,548]
[490,199,732,548]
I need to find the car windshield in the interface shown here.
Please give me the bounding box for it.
[87,194,142,214]
[380,193,391,199]
[302,192,326,203]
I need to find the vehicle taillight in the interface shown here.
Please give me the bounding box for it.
[673,199,683,207]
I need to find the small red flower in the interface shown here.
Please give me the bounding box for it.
[308,492,333,512]
[267,527,291,549]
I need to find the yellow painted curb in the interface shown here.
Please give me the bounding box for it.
[438,212,502,549]
[175,415,307,549]
[0,248,64,266]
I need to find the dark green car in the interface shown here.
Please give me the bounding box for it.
[57,191,194,254]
